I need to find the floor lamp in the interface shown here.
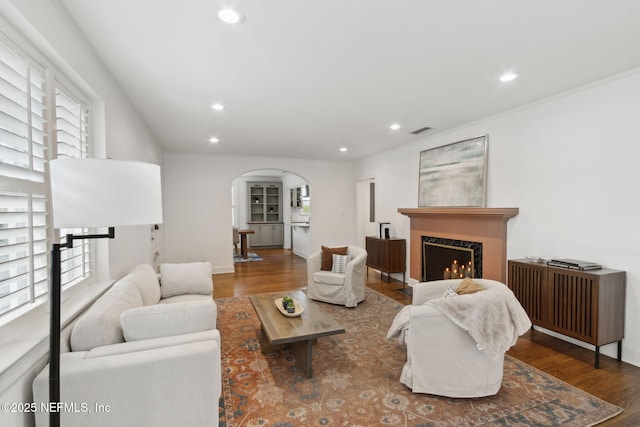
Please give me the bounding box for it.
[48,158,163,427]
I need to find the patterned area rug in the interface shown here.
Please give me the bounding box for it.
[233,252,263,263]
[216,289,622,427]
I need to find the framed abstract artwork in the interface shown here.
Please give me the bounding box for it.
[418,135,488,207]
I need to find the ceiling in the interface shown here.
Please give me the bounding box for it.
[59,0,640,161]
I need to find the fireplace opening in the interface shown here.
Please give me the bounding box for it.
[422,236,482,282]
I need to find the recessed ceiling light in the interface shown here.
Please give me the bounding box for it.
[209,137,219,143]
[211,103,224,111]
[499,72,518,82]
[389,123,401,131]
[339,147,348,152]
[217,8,245,24]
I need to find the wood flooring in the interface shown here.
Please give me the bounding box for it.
[214,248,640,426]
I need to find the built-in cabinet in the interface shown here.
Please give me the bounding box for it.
[508,259,626,368]
[247,182,284,247]
[248,182,281,222]
[248,223,284,247]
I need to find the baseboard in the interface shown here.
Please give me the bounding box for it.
[212,265,235,275]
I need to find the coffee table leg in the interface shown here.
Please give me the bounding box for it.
[258,329,284,354]
[290,340,313,378]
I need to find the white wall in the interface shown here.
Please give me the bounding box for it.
[162,152,355,274]
[355,69,640,367]
[0,2,164,426]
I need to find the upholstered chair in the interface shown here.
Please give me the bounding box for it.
[306,245,368,307]
[388,278,531,398]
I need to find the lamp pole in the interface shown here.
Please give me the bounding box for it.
[49,228,115,427]
[49,242,62,427]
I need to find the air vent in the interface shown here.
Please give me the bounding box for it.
[410,126,432,135]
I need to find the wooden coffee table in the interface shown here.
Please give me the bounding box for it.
[249,290,345,378]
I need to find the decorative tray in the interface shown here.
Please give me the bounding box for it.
[275,298,304,317]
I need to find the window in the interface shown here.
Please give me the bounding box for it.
[0,33,92,319]
[55,84,91,286]
[231,185,237,227]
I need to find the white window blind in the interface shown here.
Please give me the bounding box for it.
[231,186,237,227]
[0,33,92,319]
[55,84,91,287]
[0,35,49,317]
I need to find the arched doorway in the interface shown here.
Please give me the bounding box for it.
[231,169,311,259]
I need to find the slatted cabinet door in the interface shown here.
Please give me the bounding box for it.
[548,268,596,343]
[508,260,546,327]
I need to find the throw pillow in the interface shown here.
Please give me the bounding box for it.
[70,279,143,351]
[127,264,161,305]
[321,246,348,271]
[331,254,351,274]
[443,286,458,298]
[160,262,213,298]
[456,277,485,295]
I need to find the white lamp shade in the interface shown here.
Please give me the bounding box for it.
[50,158,163,228]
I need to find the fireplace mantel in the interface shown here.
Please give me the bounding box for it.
[398,207,518,220]
[398,207,519,283]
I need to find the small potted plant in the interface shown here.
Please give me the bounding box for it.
[286,300,296,314]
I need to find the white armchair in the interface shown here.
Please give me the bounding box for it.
[393,278,531,398]
[307,245,368,307]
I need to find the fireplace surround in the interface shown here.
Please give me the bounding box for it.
[398,207,518,283]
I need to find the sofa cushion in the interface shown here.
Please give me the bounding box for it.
[128,264,161,305]
[160,262,213,298]
[321,246,348,271]
[70,279,143,351]
[159,293,213,304]
[86,330,220,359]
[313,270,346,286]
[121,300,217,342]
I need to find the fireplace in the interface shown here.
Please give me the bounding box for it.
[398,207,518,283]
[422,236,482,281]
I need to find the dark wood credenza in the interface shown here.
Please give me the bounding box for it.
[365,236,406,284]
[508,259,626,368]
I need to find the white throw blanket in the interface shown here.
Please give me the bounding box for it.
[386,305,412,344]
[427,286,532,359]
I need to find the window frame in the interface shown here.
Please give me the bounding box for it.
[0,30,94,324]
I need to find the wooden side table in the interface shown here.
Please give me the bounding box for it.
[238,229,255,258]
[365,236,406,284]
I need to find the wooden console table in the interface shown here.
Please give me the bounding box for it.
[365,236,406,283]
[508,259,626,368]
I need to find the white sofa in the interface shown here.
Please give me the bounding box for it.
[388,278,531,398]
[32,262,221,427]
[306,245,368,307]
